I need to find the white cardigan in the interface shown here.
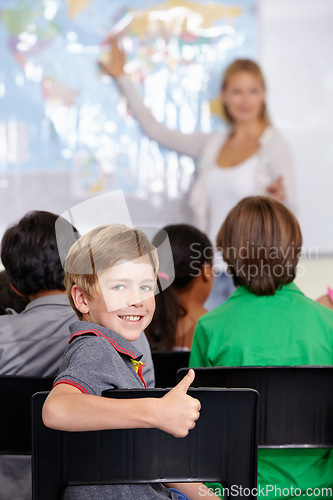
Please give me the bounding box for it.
[116,75,296,233]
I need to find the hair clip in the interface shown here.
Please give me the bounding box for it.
[158,272,169,281]
[327,286,333,304]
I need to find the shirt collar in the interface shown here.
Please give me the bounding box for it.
[230,282,303,299]
[68,320,143,360]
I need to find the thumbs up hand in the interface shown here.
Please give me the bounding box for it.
[157,369,201,438]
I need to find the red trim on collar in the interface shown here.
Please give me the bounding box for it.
[137,363,147,388]
[69,328,138,358]
[53,379,89,394]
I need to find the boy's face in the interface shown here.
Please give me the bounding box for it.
[83,256,156,342]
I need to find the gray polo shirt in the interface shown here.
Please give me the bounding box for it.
[0,294,155,386]
[55,320,177,500]
[0,297,155,500]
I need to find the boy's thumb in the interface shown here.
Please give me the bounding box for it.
[175,368,195,394]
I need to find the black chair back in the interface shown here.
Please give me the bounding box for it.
[152,350,190,387]
[177,366,333,448]
[32,388,259,500]
[0,375,54,454]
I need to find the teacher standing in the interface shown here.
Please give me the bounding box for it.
[100,39,296,308]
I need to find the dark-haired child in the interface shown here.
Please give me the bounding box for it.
[146,224,214,351]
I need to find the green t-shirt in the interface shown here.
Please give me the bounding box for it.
[190,283,333,499]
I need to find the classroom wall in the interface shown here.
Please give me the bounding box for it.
[295,257,333,300]
[260,0,333,254]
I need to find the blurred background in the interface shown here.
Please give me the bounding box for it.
[0,0,332,298]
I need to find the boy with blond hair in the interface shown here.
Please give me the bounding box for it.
[43,224,218,500]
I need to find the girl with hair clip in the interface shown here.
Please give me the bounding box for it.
[145,224,214,351]
[99,39,295,308]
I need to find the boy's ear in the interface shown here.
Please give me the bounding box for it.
[202,263,213,282]
[71,285,90,314]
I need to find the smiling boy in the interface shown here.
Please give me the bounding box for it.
[73,256,156,345]
[43,224,217,500]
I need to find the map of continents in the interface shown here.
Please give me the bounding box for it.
[0,0,256,199]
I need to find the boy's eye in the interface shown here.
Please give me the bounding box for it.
[112,285,125,291]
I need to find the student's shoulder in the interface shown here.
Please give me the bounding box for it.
[66,321,112,351]
[309,296,333,318]
[63,332,110,366]
[0,309,24,336]
[68,320,117,339]
[67,321,142,359]
[197,298,236,330]
[295,290,333,323]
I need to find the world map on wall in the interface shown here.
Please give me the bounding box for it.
[0,0,257,202]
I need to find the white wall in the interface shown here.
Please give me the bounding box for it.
[260,0,333,254]
[295,256,333,300]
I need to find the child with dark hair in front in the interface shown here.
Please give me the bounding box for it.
[190,196,333,500]
[43,223,220,500]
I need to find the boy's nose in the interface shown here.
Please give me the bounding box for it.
[127,289,144,306]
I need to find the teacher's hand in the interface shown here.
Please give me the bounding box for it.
[99,37,125,79]
[266,175,285,202]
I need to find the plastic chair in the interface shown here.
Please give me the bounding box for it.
[32,387,259,500]
[176,366,333,448]
[152,350,190,387]
[0,375,54,454]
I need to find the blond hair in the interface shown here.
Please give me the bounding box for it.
[221,59,271,125]
[64,224,159,319]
